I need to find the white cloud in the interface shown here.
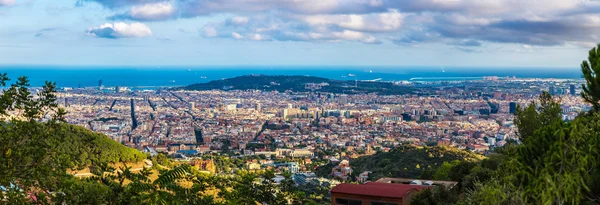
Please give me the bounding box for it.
[231,32,244,39]
[230,16,249,25]
[86,22,152,38]
[332,30,365,40]
[202,26,217,37]
[361,35,382,44]
[302,9,403,32]
[85,0,600,47]
[0,0,15,6]
[129,2,175,21]
[248,33,269,41]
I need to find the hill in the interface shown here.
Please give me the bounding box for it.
[54,123,146,168]
[182,75,415,95]
[317,146,484,180]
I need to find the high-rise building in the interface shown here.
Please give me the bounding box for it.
[115,86,120,93]
[189,102,195,111]
[99,79,103,87]
[255,103,261,112]
[509,102,517,114]
[549,86,555,95]
[570,84,576,96]
[339,94,348,104]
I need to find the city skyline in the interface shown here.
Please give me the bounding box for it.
[1,0,600,67]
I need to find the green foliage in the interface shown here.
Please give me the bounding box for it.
[339,146,483,181]
[455,91,600,204]
[458,178,526,205]
[514,91,562,141]
[410,186,460,205]
[433,160,461,180]
[74,163,223,205]
[0,74,146,204]
[0,75,65,122]
[152,153,173,168]
[56,123,147,167]
[513,114,600,204]
[581,43,600,111]
[218,170,300,205]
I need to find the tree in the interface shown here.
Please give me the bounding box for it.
[581,44,600,112]
[514,91,561,141]
[410,186,460,205]
[0,74,70,198]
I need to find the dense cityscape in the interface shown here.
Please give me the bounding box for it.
[4,0,600,203]
[44,76,586,192]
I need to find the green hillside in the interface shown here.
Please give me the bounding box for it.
[54,123,146,168]
[183,75,415,95]
[317,146,483,180]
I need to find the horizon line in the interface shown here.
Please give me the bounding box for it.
[0,64,579,70]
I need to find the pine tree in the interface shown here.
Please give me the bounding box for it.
[581,44,600,112]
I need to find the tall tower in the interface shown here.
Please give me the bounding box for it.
[255,103,261,112]
[509,102,517,114]
[570,84,576,96]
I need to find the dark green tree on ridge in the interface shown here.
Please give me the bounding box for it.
[581,44,600,112]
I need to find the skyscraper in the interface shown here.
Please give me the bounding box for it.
[549,86,555,95]
[509,102,517,114]
[570,84,576,96]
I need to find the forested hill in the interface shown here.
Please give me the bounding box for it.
[182,75,415,95]
[2,121,146,170]
[55,123,146,167]
[317,146,484,180]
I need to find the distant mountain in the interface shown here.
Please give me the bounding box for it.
[182,75,415,95]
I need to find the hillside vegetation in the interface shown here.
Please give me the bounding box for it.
[183,75,415,95]
[0,75,145,199]
[54,123,146,168]
[316,145,483,180]
[353,146,483,180]
[410,43,600,204]
[0,74,316,205]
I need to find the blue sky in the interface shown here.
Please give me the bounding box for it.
[0,0,598,67]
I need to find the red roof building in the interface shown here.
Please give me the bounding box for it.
[330,182,430,205]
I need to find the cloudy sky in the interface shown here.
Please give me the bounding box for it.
[0,0,599,67]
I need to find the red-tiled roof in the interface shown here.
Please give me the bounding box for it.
[331,182,429,198]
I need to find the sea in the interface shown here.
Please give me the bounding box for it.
[0,65,582,89]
